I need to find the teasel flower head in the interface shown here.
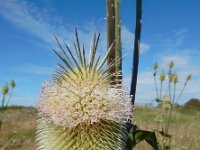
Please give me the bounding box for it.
[10,80,16,88]
[153,63,158,76]
[186,74,192,81]
[36,29,132,150]
[160,71,166,81]
[154,63,158,71]
[2,84,9,95]
[172,74,178,84]
[169,61,174,69]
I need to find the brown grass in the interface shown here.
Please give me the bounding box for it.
[0,106,36,150]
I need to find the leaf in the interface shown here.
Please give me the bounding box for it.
[135,130,159,149]
[158,130,172,139]
[155,98,162,103]
[127,124,160,150]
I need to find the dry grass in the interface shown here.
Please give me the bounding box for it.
[0,106,36,150]
[133,106,200,150]
[0,106,199,149]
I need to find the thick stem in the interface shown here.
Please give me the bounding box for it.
[130,0,142,105]
[114,0,122,85]
[106,0,116,84]
[154,75,159,99]
[165,85,176,138]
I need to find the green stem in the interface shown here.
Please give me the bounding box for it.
[154,75,159,99]
[166,84,176,136]
[165,84,175,136]
[164,80,170,96]
[176,82,187,103]
[160,81,163,99]
[169,82,172,103]
[165,108,172,136]
[172,83,176,105]
[5,88,14,110]
[166,69,172,99]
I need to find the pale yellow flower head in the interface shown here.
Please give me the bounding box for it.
[36,31,132,150]
[37,33,132,129]
[37,79,131,128]
[160,71,166,81]
[172,74,178,84]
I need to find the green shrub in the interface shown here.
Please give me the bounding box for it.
[184,98,200,110]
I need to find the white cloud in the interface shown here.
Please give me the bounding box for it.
[13,64,54,75]
[0,0,101,50]
[173,28,188,47]
[161,54,190,69]
[121,26,150,54]
[126,53,200,104]
[0,0,150,56]
[160,54,200,102]
[1,0,198,106]
[140,43,151,54]
[123,72,156,104]
[121,26,135,50]
[163,28,188,50]
[0,0,56,44]
[160,53,200,77]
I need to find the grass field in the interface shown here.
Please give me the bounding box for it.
[0,106,36,150]
[134,106,200,150]
[0,106,199,150]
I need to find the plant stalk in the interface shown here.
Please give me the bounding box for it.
[106,0,116,84]
[114,0,122,85]
[130,0,142,105]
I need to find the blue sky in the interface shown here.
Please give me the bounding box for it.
[0,0,200,106]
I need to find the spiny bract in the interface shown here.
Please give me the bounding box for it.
[36,30,132,150]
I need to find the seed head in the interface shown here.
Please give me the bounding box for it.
[2,84,9,95]
[10,80,16,88]
[169,61,174,69]
[186,74,192,81]
[160,71,166,81]
[172,74,178,84]
[154,63,158,70]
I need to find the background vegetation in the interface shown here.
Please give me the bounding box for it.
[0,103,199,150]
